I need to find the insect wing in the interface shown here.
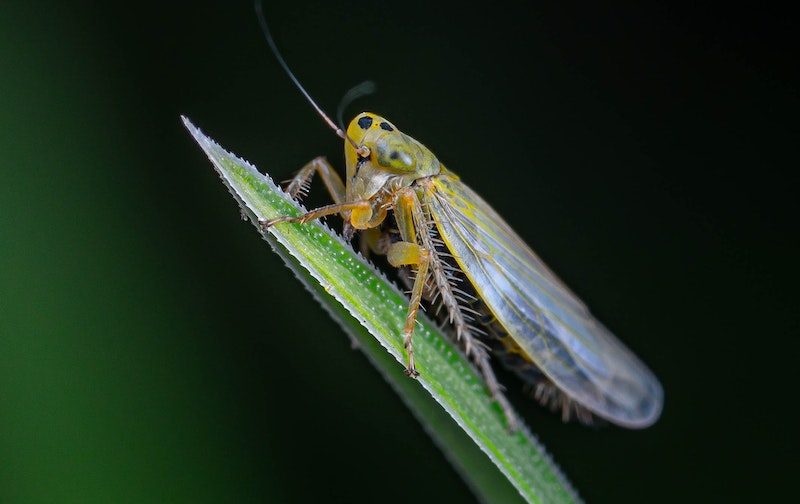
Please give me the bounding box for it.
[421,173,663,427]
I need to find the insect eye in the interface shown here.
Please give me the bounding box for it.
[375,138,416,171]
[357,116,373,129]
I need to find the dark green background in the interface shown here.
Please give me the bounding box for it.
[2,2,796,503]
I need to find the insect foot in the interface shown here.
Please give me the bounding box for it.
[402,339,420,378]
[403,368,420,378]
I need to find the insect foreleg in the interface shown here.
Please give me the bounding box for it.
[284,156,347,204]
[260,199,371,228]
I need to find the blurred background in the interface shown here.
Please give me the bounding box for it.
[2,2,796,502]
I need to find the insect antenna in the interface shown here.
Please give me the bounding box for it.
[254,0,365,154]
[336,80,377,131]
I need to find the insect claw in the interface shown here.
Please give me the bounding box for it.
[402,337,420,378]
[342,222,356,241]
[404,367,420,378]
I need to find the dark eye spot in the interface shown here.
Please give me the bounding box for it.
[389,151,399,160]
[357,116,373,129]
[379,121,394,131]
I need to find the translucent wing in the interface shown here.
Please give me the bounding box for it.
[421,171,663,427]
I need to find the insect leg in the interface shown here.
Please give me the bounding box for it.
[475,354,519,431]
[283,156,347,204]
[386,187,432,378]
[259,199,371,228]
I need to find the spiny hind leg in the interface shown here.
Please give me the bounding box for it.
[393,186,520,429]
[471,345,520,431]
[449,311,519,430]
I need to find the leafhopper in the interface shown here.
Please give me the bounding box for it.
[255,3,663,430]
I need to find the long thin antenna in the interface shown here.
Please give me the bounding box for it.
[254,0,350,144]
[336,80,377,132]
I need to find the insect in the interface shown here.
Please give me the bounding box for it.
[254,3,663,429]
